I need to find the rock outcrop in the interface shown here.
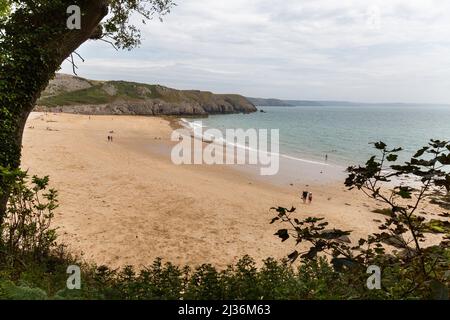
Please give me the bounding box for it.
[35,74,257,116]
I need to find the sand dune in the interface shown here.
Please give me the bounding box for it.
[21,112,433,269]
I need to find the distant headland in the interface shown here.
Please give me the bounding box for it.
[35,74,257,116]
[246,97,450,107]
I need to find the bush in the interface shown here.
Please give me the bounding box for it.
[271,140,450,300]
[0,168,58,262]
[0,280,48,300]
[0,254,381,300]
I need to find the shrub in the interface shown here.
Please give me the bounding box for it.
[0,168,58,263]
[271,140,450,299]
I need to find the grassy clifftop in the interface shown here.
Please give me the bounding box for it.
[36,74,257,116]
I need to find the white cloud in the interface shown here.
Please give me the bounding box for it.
[61,0,450,103]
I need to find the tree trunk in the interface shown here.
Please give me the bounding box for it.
[0,107,31,224]
[0,0,109,223]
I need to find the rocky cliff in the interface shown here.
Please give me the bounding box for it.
[35,74,257,116]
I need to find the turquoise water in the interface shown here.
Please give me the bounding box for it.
[192,105,450,167]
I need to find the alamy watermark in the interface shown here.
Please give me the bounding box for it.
[66,265,81,290]
[171,121,280,176]
[366,265,381,290]
[66,5,81,30]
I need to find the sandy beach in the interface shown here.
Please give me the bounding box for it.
[20,112,439,269]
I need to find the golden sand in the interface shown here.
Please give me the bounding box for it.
[21,112,439,268]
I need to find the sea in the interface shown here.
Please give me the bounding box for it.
[189,105,450,166]
[181,105,450,185]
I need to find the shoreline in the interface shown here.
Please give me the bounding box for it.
[20,112,440,269]
[178,116,348,187]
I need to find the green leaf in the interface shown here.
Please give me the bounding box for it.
[437,154,450,165]
[434,175,450,192]
[386,154,398,162]
[287,250,299,263]
[396,187,412,199]
[270,217,279,224]
[413,146,429,158]
[301,247,319,260]
[319,229,351,241]
[275,229,289,242]
[372,141,387,150]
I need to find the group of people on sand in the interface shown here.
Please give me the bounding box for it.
[301,190,313,204]
[107,130,115,142]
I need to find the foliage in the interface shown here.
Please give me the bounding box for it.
[271,140,450,299]
[104,0,175,49]
[2,1,175,49]
[0,168,58,263]
[0,280,48,300]
[0,169,79,299]
[0,254,408,300]
[0,0,10,18]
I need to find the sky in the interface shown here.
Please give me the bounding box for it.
[61,0,450,103]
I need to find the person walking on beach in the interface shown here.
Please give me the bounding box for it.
[301,191,308,204]
[325,154,328,162]
[308,192,313,204]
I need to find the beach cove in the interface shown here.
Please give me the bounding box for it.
[20,112,439,269]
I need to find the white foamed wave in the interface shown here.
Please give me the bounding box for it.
[179,118,208,140]
[179,118,201,130]
[179,119,330,167]
[280,154,329,166]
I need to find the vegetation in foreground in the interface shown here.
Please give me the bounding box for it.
[0,140,449,300]
[0,168,389,300]
[271,140,450,299]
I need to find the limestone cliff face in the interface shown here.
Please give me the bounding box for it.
[35,74,257,115]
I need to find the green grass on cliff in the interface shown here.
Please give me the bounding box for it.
[37,79,251,109]
[37,81,164,107]
[38,85,112,106]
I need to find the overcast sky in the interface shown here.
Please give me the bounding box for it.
[61,0,450,103]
